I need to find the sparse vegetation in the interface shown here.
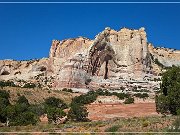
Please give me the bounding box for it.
[68,102,89,122]
[124,97,134,104]
[167,117,180,132]
[134,93,149,99]
[44,97,68,124]
[0,94,39,126]
[44,97,68,110]
[62,88,73,93]
[0,115,177,132]
[23,83,36,88]
[0,81,17,87]
[0,89,71,126]
[105,125,120,132]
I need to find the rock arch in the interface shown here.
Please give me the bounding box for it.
[87,28,116,79]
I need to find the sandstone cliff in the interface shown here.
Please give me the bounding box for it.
[0,27,180,92]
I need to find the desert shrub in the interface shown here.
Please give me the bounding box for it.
[62,88,73,93]
[0,98,10,123]
[156,66,180,115]
[44,97,67,109]
[68,102,89,122]
[0,91,41,126]
[46,107,66,123]
[9,111,39,126]
[155,95,169,114]
[23,83,36,88]
[95,89,112,96]
[72,92,98,105]
[105,125,120,132]
[44,97,67,124]
[134,93,149,99]
[113,92,130,100]
[17,95,30,106]
[5,96,39,126]
[28,104,45,116]
[124,97,134,104]
[0,81,17,87]
[23,83,35,88]
[0,90,10,99]
[0,90,10,123]
[93,89,111,96]
[141,89,149,92]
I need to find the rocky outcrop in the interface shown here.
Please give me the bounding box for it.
[87,27,151,81]
[0,27,180,92]
[148,44,180,67]
[52,27,155,90]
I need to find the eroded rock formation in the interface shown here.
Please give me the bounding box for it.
[0,27,180,92]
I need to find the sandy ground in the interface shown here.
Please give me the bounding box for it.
[87,103,160,121]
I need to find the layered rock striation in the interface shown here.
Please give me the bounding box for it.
[0,27,180,91]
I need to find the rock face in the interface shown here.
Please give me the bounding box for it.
[53,27,153,90]
[87,27,151,81]
[148,44,180,67]
[0,27,180,91]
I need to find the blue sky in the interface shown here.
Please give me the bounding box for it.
[0,2,180,60]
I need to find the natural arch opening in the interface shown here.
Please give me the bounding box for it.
[87,28,115,79]
[104,60,108,79]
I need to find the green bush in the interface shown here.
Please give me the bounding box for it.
[133,93,149,99]
[44,97,67,124]
[71,91,98,105]
[17,95,30,106]
[68,102,89,122]
[44,97,67,109]
[4,96,39,126]
[0,90,10,123]
[46,107,66,123]
[155,95,169,114]
[0,90,10,99]
[28,104,45,116]
[10,111,39,126]
[156,66,180,115]
[113,92,130,100]
[124,97,134,104]
[0,81,17,87]
[105,125,120,132]
[62,88,73,93]
[23,83,36,88]
[0,91,43,126]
